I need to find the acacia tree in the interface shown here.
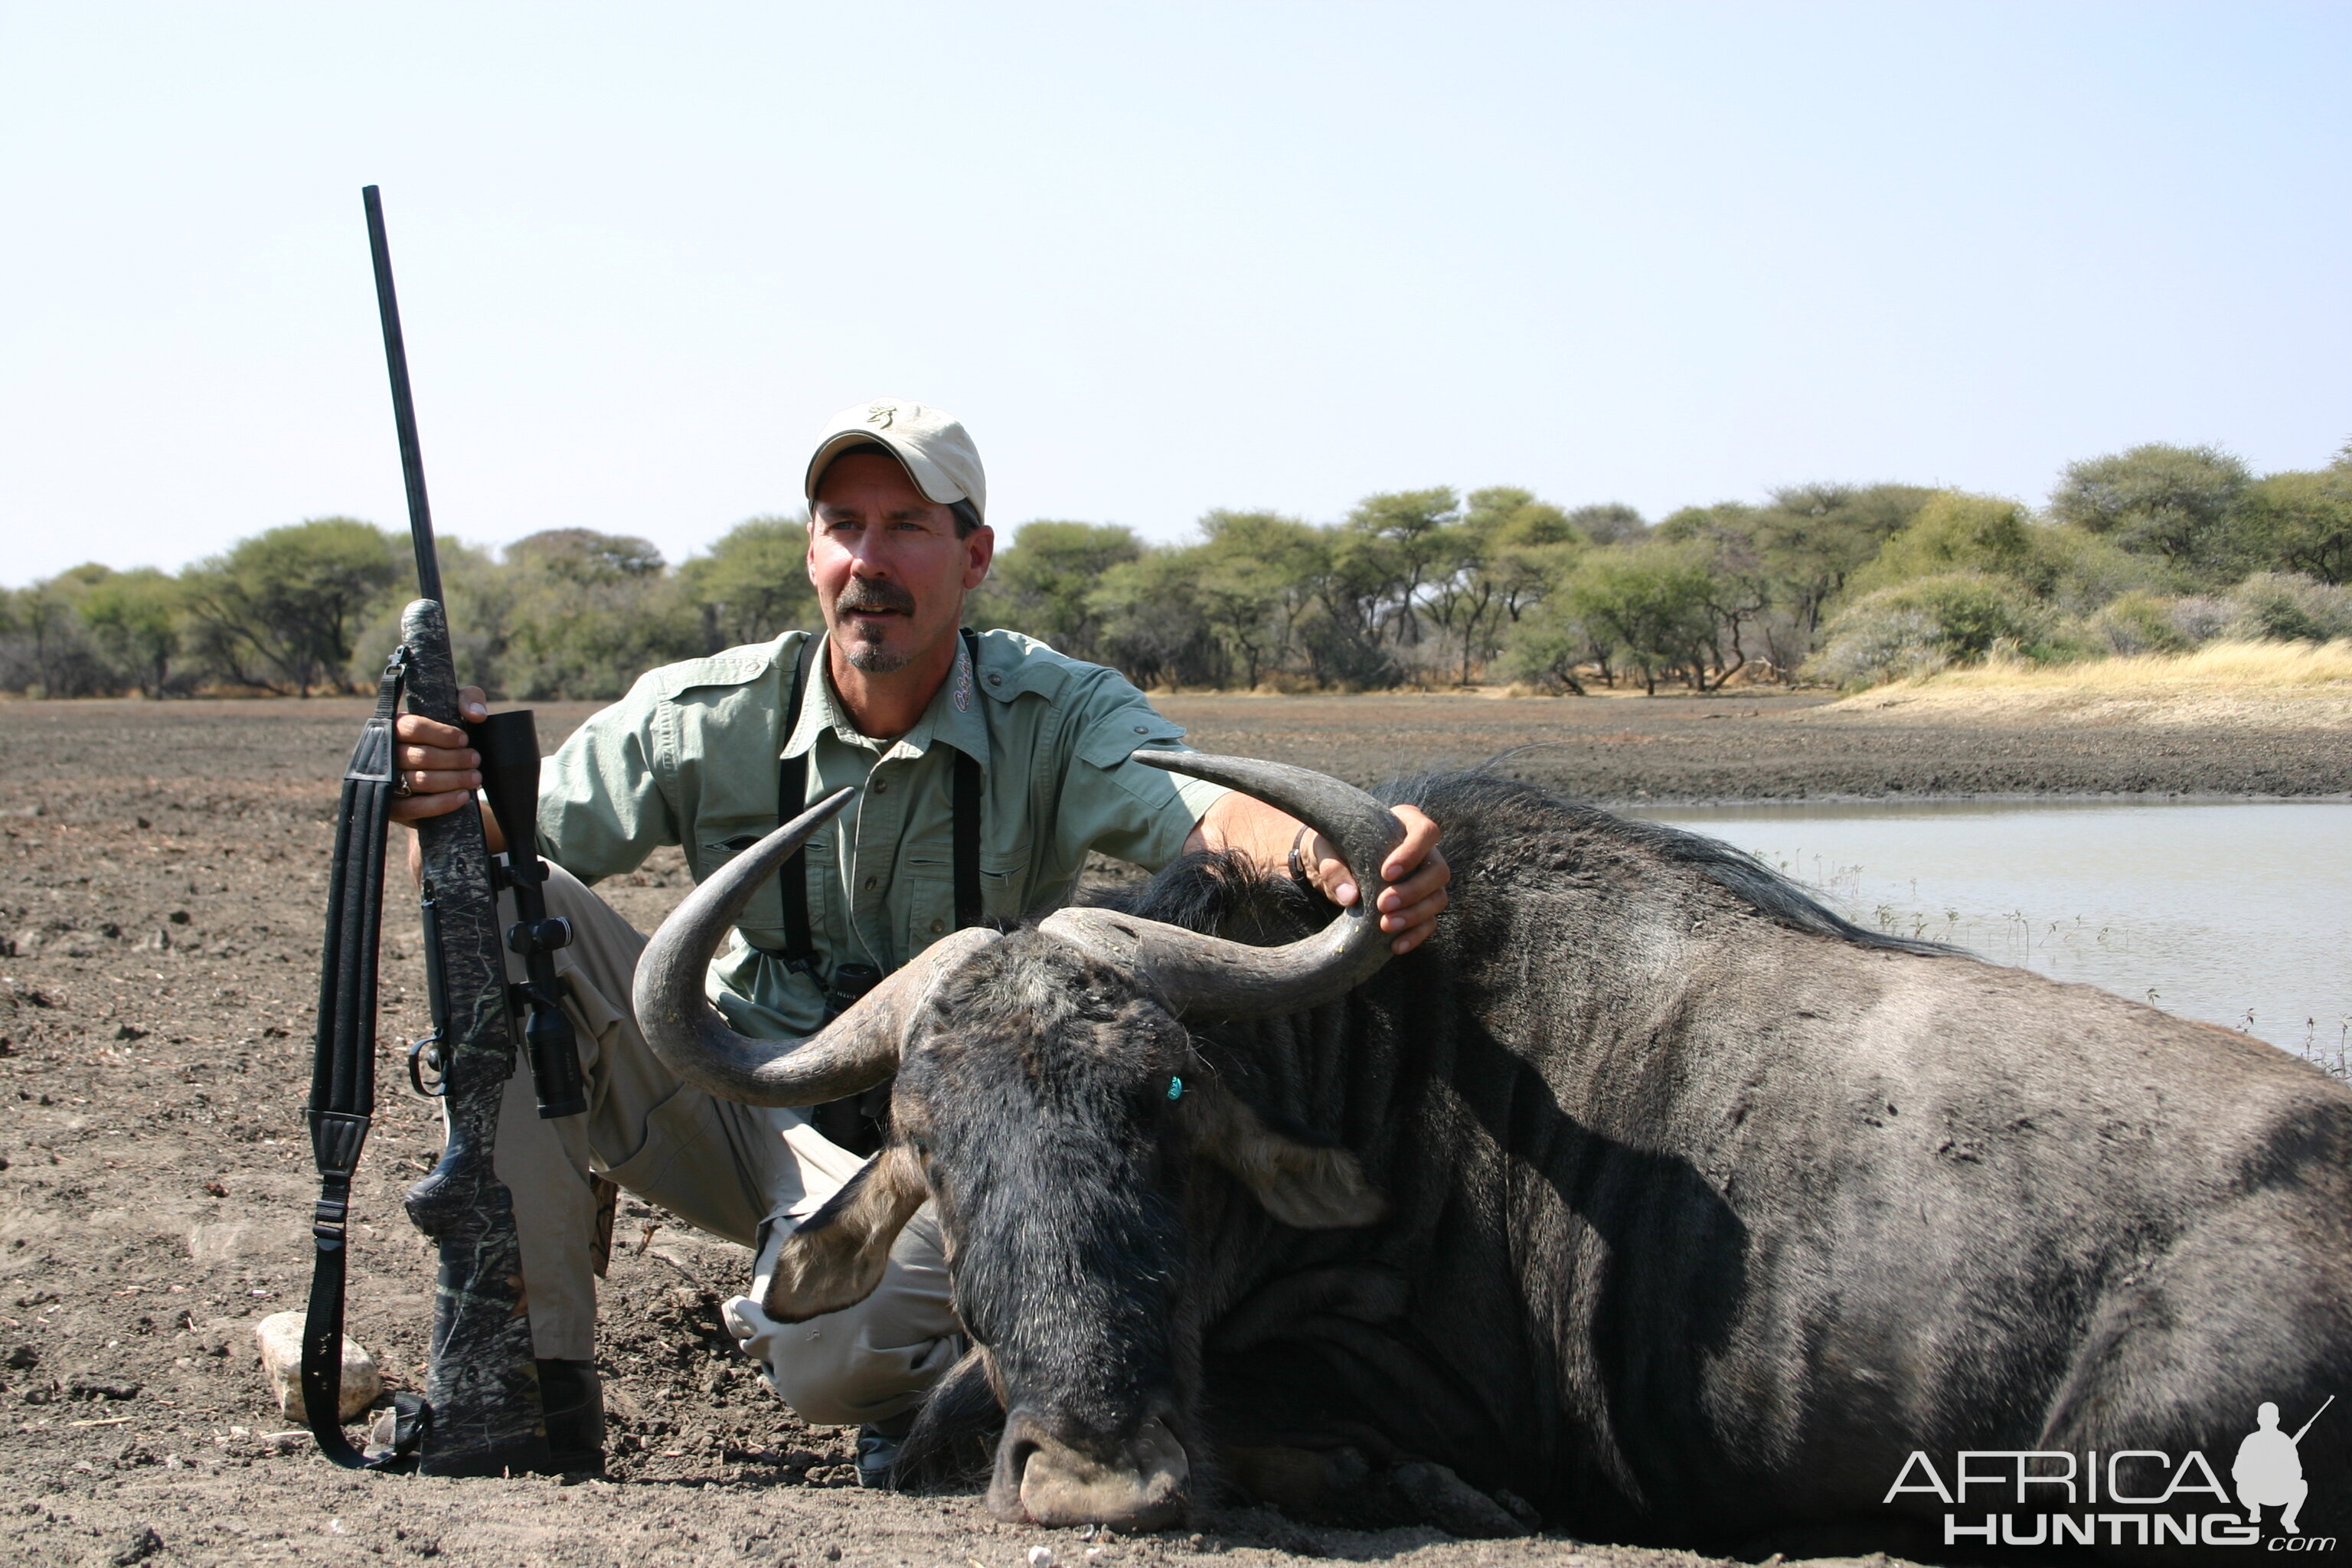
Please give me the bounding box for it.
[1423,487,1584,685]
[341,537,508,694]
[1191,511,1321,688]
[1749,483,1936,655]
[79,568,184,697]
[500,529,698,701]
[1345,488,1460,651]
[1566,502,1648,545]
[1557,544,1719,694]
[1655,508,1775,688]
[679,515,818,651]
[2233,468,2352,585]
[1092,547,1219,689]
[2050,444,2251,577]
[974,521,1144,661]
[179,519,400,694]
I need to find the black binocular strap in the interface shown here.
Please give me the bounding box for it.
[301,651,410,1468]
[770,629,985,969]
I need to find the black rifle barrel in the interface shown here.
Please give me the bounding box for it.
[362,185,443,607]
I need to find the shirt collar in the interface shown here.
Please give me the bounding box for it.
[779,631,991,770]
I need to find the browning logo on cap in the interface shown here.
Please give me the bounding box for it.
[806,398,986,519]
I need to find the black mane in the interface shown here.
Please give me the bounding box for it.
[1089,769,1956,959]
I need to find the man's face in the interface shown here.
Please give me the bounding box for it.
[808,452,993,674]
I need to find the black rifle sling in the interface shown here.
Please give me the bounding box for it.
[300,650,409,1469]
[767,628,985,963]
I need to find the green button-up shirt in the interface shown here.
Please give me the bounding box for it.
[535,628,1228,1040]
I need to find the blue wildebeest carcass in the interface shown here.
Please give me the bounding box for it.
[634,755,2352,1557]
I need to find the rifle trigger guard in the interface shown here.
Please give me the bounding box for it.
[407,1031,449,1098]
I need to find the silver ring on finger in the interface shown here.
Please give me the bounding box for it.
[393,774,415,799]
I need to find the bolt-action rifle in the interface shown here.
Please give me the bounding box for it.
[301,185,588,1475]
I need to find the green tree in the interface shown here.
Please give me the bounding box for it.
[501,529,700,700]
[0,567,113,695]
[1344,487,1460,649]
[1556,544,1720,694]
[2232,469,2352,585]
[972,521,1145,660]
[78,567,185,697]
[1426,488,1585,685]
[1566,503,1648,545]
[1092,547,1219,689]
[1498,593,1592,694]
[180,518,401,694]
[1654,507,1776,687]
[2049,443,2251,574]
[1192,511,1323,688]
[1847,492,2049,595]
[342,537,510,694]
[1749,483,1936,648]
[679,516,818,651]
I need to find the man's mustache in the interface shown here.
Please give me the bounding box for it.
[835,580,917,616]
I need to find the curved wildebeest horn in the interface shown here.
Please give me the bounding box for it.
[632,786,1001,1106]
[1039,752,1406,1021]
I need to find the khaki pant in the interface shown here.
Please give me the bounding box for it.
[479,861,962,1426]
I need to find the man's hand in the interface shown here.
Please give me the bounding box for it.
[1190,792,1450,956]
[390,684,503,852]
[1298,804,1449,956]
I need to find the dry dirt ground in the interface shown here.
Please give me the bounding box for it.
[0,693,2344,1567]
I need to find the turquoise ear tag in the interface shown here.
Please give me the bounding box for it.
[1167,1076,1184,1101]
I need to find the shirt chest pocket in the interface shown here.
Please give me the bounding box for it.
[897,831,1031,950]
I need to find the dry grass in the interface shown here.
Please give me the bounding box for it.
[1828,640,2352,729]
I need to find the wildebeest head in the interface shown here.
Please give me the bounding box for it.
[632,754,1402,1528]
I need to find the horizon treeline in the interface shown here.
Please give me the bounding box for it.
[5,439,2348,702]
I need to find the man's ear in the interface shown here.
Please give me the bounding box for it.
[762,1143,929,1321]
[1181,1080,1387,1230]
[963,523,995,590]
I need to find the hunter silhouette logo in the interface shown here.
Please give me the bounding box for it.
[2238,1396,2332,1537]
[1883,1396,2337,1550]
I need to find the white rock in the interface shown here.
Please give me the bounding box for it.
[1029,1548,1055,1568]
[253,1310,379,1423]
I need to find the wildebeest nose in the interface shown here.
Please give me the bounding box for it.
[989,1408,1189,1531]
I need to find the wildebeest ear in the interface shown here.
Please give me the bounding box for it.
[761,1143,929,1322]
[1184,1082,1387,1230]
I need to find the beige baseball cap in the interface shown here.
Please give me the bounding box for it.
[803,399,987,521]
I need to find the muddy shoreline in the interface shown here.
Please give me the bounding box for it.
[0,694,2341,1567]
[1152,690,2352,803]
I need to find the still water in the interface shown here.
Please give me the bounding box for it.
[1622,800,2350,1066]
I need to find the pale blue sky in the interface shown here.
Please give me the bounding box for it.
[2,2,2346,586]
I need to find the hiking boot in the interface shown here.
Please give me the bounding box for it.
[855,1426,902,1489]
